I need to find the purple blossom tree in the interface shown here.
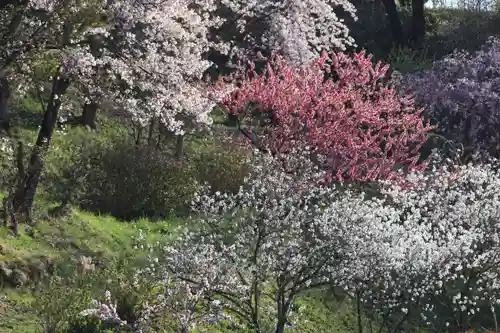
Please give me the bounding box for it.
[399,37,500,161]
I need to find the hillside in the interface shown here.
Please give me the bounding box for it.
[0,202,361,333]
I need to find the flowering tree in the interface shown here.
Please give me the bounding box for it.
[399,37,500,161]
[216,0,357,67]
[157,144,500,332]
[161,149,349,333]
[0,1,109,233]
[366,160,500,332]
[214,51,434,182]
[1,0,231,232]
[0,0,80,132]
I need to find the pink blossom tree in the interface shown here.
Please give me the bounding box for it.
[214,51,435,182]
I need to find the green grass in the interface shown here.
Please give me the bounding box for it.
[0,200,184,333]
[0,206,180,263]
[0,290,38,333]
[0,203,363,333]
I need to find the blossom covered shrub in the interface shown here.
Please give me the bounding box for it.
[214,51,434,182]
[153,148,500,333]
[355,160,500,332]
[74,290,129,332]
[399,37,500,160]
[162,148,349,333]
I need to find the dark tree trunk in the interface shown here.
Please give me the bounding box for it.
[80,102,97,129]
[11,73,70,217]
[357,290,363,333]
[275,312,287,333]
[62,103,97,129]
[0,77,10,134]
[147,118,155,147]
[275,290,289,333]
[175,134,184,160]
[135,126,143,146]
[380,0,406,47]
[410,0,426,47]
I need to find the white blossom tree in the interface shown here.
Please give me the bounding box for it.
[161,148,347,333]
[216,0,358,67]
[1,0,228,231]
[359,161,500,332]
[160,147,500,333]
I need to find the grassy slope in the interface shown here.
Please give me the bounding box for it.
[0,204,360,333]
[0,197,179,332]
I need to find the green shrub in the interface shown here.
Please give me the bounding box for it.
[31,262,95,333]
[41,126,120,206]
[189,135,250,195]
[80,141,200,220]
[65,316,123,333]
[41,124,201,220]
[386,45,434,74]
[41,122,253,220]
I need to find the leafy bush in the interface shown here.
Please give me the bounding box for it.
[400,37,500,160]
[188,135,250,195]
[32,262,96,333]
[79,140,200,220]
[32,253,165,333]
[41,125,121,207]
[425,8,500,59]
[42,126,201,220]
[386,45,434,74]
[65,316,123,333]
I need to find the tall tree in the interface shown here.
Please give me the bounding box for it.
[410,0,426,46]
[381,0,406,47]
[378,0,426,48]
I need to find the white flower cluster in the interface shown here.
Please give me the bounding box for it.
[0,136,13,157]
[361,161,500,328]
[221,0,358,66]
[159,148,500,331]
[79,290,128,327]
[54,0,224,134]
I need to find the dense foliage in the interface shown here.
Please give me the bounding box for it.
[215,51,434,182]
[400,37,500,160]
[4,0,500,333]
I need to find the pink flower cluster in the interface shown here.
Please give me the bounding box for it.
[216,51,435,182]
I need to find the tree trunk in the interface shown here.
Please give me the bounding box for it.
[175,134,184,160]
[357,290,363,333]
[80,102,97,129]
[62,102,97,129]
[147,118,155,147]
[410,0,426,47]
[135,126,143,146]
[275,290,288,333]
[11,73,70,217]
[0,76,10,134]
[275,312,287,333]
[380,0,406,47]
